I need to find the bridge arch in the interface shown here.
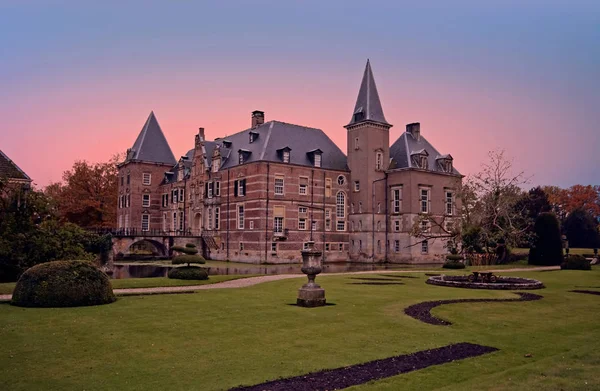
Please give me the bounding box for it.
[127,239,167,256]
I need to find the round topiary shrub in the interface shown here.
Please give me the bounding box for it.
[443,261,466,269]
[11,260,116,308]
[167,266,208,280]
[561,255,591,270]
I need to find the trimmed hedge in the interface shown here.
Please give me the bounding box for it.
[11,260,116,307]
[443,261,466,269]
[172,243,204,266]
[446,254,464,262]
[561,255,591,271]
[167,266,208,280]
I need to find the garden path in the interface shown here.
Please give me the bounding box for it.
[0,266,559,301]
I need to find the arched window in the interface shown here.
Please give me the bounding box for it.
[376,151,383,170]
[336,192,345,218]
[377,221,381,231]
[358,220,362,231]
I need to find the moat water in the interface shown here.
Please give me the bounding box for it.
[110,262,434,279]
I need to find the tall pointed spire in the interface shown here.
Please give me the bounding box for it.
[347,59,390,127]
[128,111,177,165]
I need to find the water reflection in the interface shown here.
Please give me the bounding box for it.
[111,262,432,279]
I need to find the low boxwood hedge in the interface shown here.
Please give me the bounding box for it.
[11,260,116,308]
[167,266,209,280]
[443,261,466,269]
[561,255,591,271]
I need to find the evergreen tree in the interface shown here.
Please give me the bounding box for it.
[529,212,563,266]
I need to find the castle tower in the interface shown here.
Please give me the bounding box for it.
[116,111,176,232]
[345,60,392,261]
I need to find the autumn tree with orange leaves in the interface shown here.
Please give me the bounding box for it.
[45,154,122,228]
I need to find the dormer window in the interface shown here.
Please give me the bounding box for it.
[238,149,251,165]
[222,140,232,148]
[353,107,364,123]
[307,148,323,168]
[411,149,429,169]
[277,146,292,163]
[249,131,259,144]
[436,154,454,173]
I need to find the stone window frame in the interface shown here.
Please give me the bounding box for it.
[298,176,309,196]
[420,187,431,214]
[421,240,429,254]
[237,204,245,230]
[141,214,150,232]
[214,207,220,230]
[274,175,285,196]
[391,186,402,214]
[445,189,455,216]
[142,173,151,185]
[298,218,307,231]
[142,194,150,208]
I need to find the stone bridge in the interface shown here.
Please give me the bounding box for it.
[95,228,208,265]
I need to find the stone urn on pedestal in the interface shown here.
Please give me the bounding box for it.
[297,241,326,307]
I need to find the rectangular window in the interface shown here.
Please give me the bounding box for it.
[325,178,332,197]
[237,179,246,196]
[239,242,244,251]
[179,188,185,203]
[298,218,306,230]
[212,159,220,172]
[339,243,343,252]
[325,218,331,231]
[354,181,360,192]
[445,191,454,215]
[283,151,290,163]
[421,220,430,233]
[274,216,283,233]
[336,220,345,231]
[354,137,359,150]
[249,220,254,230]
[208,182,214,198]
[179,211,183,231]
[124,214,129,228]
[172,189,178,203]
[238,153,244,164]
[238,205,244,229]
[394,220,400,232]
[271,242,277,252]
[274,176,284,195]
[392,187,402,213]
[215,207,220,230]
[325,243,330,251]
[173,212,177,231]
[376,152,383,170]
[311,221,317,231]
[314,154,321,168]
[303,242,310,250]
[299,206,307,214]
[420,188,430,213]
[422,240,429,254]
[299,177,308,195]
[215,181,220,196]
[162,194,168,207]
[142,194,150,207]
[207,208,213,230]
[142,173,151,185]
[141,214,150,231]
[394,240,400,253]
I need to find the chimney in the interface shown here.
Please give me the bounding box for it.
[406,123,420,141]
[198,127,205,141]
[252,110,265,129]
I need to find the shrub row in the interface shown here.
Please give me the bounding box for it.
[167,266,209,280]
[560,255,591,271]
[443,261,466,269]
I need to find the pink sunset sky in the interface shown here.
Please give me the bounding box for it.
[1,1,598,188]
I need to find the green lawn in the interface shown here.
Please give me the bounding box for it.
[0,275,256,295]
[1,269,599,390]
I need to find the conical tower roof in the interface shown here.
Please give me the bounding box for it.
[128,111,177,165]
[347,60,390,127]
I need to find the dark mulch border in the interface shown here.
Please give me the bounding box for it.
[229,342,498,391]
[570,290,600,296]
[348,282,404,286]
[404,292,544,326]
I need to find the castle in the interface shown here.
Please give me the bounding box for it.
[116,61,462,264]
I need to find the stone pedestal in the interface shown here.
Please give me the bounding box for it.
[297,241,326,307]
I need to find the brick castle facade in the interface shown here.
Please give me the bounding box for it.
[116,61,462,264]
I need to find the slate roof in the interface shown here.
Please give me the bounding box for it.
[127,111,177,165]
[0,150,31,181]
[389,131,461,175]
[208,121,348,171]
[347,60,390,127]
